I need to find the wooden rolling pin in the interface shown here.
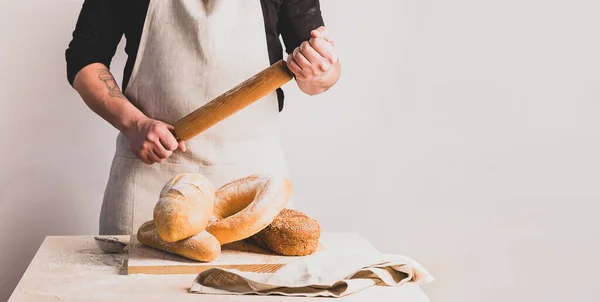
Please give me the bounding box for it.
[172,60,294,141]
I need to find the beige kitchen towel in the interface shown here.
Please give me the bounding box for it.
[189,250,434,297]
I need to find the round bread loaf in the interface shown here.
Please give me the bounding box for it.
[153,173,216,243]
[248,208,321,256]
[205,174,292,245]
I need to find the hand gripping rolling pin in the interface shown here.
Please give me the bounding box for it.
[171,60,294,141]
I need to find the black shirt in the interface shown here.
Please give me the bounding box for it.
[65,0,325,111]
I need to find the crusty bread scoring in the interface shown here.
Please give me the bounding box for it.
[153,173,215,243]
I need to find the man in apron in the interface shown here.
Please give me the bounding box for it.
[65,0,341,235]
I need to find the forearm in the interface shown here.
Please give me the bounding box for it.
[296,60,341,95]
[72,63,146,132]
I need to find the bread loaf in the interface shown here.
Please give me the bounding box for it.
[205,174,292,245]
[153,173,215,243]
[137,220,221,262]
[137,173,302,262]
[248,209,321,256]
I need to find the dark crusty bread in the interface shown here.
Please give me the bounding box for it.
[248,209,321,256]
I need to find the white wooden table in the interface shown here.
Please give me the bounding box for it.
[8,233,431,301]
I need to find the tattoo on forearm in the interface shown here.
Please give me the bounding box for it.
[98,69,126,99]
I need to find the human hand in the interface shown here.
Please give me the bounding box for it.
[122,117,186,165]
[286,26,338,83]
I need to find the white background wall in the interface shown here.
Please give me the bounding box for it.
[1,0,599,301]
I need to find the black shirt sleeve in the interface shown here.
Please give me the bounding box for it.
[278,0,325,54]
[65,0,124,86]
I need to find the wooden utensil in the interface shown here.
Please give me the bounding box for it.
[172,60,294,141]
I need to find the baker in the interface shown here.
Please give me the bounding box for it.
[65,0,341,236]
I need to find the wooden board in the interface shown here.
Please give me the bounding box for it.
[127,235,327,275]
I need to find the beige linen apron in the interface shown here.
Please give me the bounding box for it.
[99,0,292,236]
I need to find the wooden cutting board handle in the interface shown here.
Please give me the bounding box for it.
[172,60,294,141]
